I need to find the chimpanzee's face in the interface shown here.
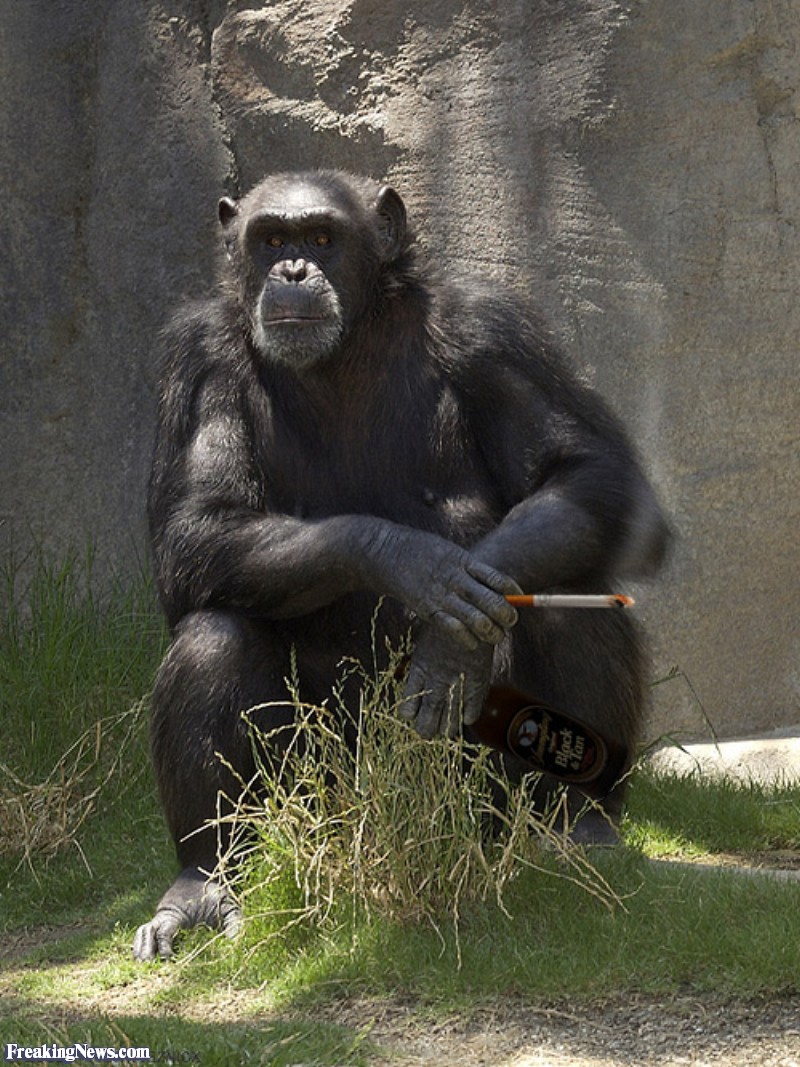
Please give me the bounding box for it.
[218,173,406,372]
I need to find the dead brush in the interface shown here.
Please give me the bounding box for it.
[0,701,143,870]
[212,653,622,954]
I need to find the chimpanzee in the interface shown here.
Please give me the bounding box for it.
[132,170,669,961]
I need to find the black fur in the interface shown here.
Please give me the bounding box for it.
[132,170,669,960]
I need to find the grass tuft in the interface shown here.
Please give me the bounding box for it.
[215,653,622,969]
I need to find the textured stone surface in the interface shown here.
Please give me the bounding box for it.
[1,1,797,738]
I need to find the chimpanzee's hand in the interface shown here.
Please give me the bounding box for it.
[399,624,496,739]
[132,868,242,961]
[366,525,520,649]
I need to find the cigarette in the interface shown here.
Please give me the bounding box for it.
[505,594,635,609]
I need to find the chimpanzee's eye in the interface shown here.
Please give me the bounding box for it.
[266,235,284,249]
[314,232,332,247]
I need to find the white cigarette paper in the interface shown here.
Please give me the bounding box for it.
[506,594,635,609]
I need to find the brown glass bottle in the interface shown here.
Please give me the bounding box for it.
[470,684,629,799]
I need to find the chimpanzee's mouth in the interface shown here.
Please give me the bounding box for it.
[265,315,327,324]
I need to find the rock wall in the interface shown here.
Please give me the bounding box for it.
[1,1,797,739]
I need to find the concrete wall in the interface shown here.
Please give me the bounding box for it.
[1,1,797,740]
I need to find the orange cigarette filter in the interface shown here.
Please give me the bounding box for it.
[505,593,635,609]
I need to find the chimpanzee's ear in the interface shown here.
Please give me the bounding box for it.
[218,197,240,260]
[374,185,407,262]
[218,197,239,228]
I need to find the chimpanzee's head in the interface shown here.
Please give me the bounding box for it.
[218,171,408,371]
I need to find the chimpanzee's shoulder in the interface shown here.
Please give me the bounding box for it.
[425,276,564,381]
[156,298,253,390]
[162,296,241,351]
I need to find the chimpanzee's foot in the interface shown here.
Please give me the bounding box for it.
[132,866,242,961]
[568,806,621,847]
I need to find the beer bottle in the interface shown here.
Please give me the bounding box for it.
[469,684,629,799]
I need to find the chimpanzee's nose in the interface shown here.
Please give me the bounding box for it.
[280,259,308,283]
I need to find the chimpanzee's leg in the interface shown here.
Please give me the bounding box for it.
[133,609,297,960]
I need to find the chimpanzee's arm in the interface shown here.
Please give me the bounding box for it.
[398,309,671,739]
[459,325,671,590]
[472,445,670,591]
[148,330,519,643]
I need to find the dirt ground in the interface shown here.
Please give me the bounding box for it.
[322,993,800,1066]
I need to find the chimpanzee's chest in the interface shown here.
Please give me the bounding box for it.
[257,376,505,546]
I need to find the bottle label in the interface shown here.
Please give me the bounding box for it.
[506,704,608,784]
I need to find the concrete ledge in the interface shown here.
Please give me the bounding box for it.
[648,728,800,786]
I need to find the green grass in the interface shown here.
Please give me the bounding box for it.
[1,556,800,1062]
[1,1013,371,1067]
[625,769,800,857]
[1,550,164,774]
[0,551,169,927]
